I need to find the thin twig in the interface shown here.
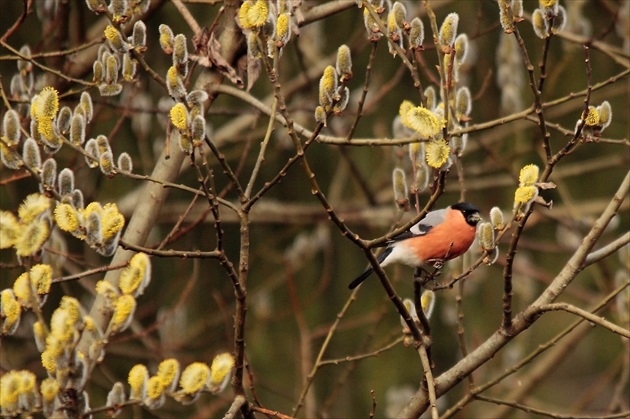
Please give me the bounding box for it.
[345,40,377,141]
[1,0,31,43]
[120,241,221,258]
[536,302,630,339]
[509,16,552,162]
[171,0,202,35]
[583,232,630,266]
[245,98,278,198]
[1,39,94,86]
[419,345,439,419]
[293,288,358,416]
[475,395,630,419]
[317,337,404,367]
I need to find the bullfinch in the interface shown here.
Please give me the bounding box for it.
[348,202,481,289]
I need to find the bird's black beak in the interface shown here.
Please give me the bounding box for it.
[468,213,482,225]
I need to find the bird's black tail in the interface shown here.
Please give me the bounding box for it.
[348,247,393,289]
[348,267,374,289]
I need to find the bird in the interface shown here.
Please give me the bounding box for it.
[348,202,481,289]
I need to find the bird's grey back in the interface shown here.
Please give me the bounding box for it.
[410,208,447,235]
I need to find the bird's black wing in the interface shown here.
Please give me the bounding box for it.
[388,222,434,243]
[410,223,433,236]
[375,209,445,246]
[408,208,446,236]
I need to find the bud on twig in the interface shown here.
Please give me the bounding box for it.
[2,110,21,145]
[336,45,353,82]
[409,17,424,49]
[392,167,408,208]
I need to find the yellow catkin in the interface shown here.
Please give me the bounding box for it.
[170,103,188,130]
[209,353,234,392]
[179,362,210,394]
[145,376,165,400]
[0,211,20,249]
[157,358,180,390]
[101,203,125,240]
[583,106,600,126]
[402,106,443,138]
[539,0,557,8]
[275,13,290,43]
[425,139,450,168]
[54,203,80,233]
[29,264,52,295]
[15,218,50,257]
[128,364,149,399]
[18,193,51,224]
[514,185,538,204]
[518,164,539,186]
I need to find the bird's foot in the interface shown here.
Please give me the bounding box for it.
[432,259,445,270]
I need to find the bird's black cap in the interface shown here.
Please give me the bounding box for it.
[452,202,481,226]
[451,202,479,213]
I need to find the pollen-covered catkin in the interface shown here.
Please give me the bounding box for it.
[319,66,338,110]
[336,45,353,81]
[438,13,459,49]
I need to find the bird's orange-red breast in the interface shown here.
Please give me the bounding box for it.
[348,202,481,289]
